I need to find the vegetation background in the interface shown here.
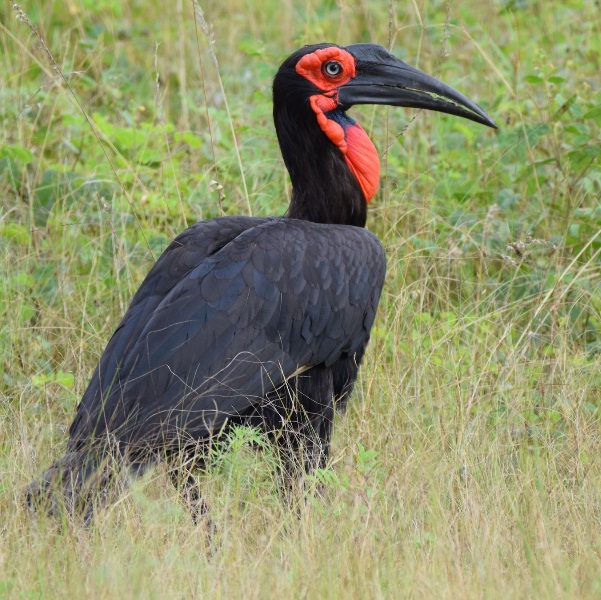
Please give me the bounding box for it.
[1,0,600,597]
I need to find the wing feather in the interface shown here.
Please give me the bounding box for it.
[69,218,386,452]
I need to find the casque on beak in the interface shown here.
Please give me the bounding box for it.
[339,43,497,129]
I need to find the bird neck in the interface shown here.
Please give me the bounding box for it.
[275,103,370,227]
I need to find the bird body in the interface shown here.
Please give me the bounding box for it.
[27,42,495,515]
[69,216,385,455]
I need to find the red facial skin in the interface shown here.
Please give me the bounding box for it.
[296,47,380,203]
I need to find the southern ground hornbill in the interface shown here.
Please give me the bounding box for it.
[27,43,496,516]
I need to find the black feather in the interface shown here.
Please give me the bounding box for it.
[27,45,387,517]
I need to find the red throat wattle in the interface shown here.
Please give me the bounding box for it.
[296,47,381,203]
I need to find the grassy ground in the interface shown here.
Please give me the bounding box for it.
[1,0,601,597]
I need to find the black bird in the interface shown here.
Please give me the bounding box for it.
[27,43,495,515]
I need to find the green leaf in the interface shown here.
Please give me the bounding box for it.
[12,271,35,287]
[584,106,601,125]
[524,74,544,84]
[567,146,601,170]
[0,223,31,246]
[1,144,34,163]
[179,131,203,149]
[32,371,75,388]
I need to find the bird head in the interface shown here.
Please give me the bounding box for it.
[273,43,496,206]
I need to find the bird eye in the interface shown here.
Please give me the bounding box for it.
[323,61,343,77]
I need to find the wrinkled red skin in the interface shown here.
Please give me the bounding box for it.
[296,47,380,203]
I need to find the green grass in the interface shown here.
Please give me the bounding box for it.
[2,0,601,597]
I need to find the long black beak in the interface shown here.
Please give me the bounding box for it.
[339,43,497,129]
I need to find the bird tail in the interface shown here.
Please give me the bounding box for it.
[25,447,118,520]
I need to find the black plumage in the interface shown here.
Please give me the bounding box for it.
[27,42,495,515]
[70,218,385,450]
